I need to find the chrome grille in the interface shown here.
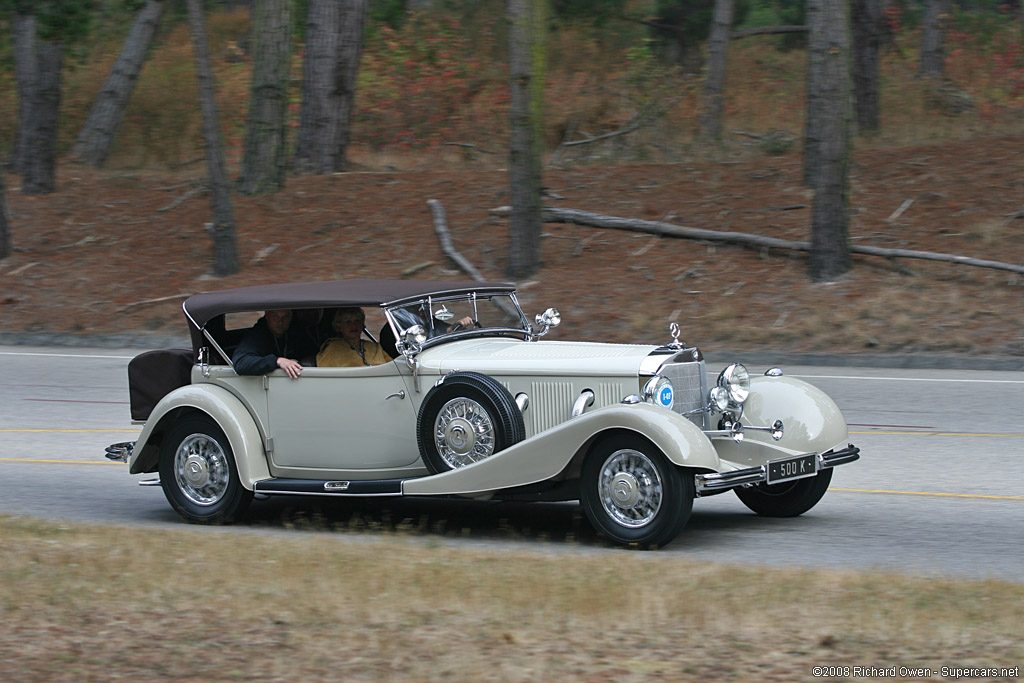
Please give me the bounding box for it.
[659,359,708,429]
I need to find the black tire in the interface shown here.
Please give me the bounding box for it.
[734,467,833,517]
[580,434,693,549]
[417,372,525,474]
[158,415,252,524]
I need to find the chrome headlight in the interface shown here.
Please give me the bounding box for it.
[718,363,750,405]
[642,375,675,410]
[709,386,731,412]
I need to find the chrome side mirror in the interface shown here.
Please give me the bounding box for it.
[403,324,427,350]
[533,308,561,338]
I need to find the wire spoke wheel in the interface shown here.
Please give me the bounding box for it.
[434,397,496,469]
[417,372,525,474]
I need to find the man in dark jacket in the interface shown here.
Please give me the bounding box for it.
[232,309,303,378]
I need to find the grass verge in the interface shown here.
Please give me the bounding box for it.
[1,515,1021,681]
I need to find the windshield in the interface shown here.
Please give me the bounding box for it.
[387,294,528,342]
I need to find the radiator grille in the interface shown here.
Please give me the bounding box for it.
[658,360,708,429]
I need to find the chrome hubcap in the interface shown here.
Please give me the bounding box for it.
[434,397,495,469]
[598,449,663,528]
[174,433,229,506]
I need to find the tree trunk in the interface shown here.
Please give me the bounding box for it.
[238,0,292,194]
[506,0,546,279]
[851,0,881,132]
[186,0,240,276]
[699,0,734,141]
[71,0,163,168]
[919,0,949,80]
[0,170,11,259]
[292,0,342,174]
[21,40,64,195]
[333,0,369,173]
[11,7,36,175]
[805,0,853,281]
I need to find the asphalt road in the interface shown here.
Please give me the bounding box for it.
[1,345,1022,582]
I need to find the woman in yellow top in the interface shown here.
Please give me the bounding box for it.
[316,308,392,367]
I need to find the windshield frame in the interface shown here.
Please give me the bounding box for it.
[384,292,531,355]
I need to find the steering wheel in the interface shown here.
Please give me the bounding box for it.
[449,320,481,333]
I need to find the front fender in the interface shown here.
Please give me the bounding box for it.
[715,375,850,468]
[129,384,270,490]
[402,402,719,496]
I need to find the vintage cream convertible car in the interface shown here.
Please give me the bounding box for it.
[108,279,859,548]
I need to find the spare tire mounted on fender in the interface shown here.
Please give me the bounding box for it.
[416,372,526,474]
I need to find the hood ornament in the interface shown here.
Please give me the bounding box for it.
[669,322,685,348]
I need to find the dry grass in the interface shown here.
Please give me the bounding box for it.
[1,516,1021,681]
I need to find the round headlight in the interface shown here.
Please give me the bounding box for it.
[709,386,731,412]
[718,363,750,405]
[642,376,674,410]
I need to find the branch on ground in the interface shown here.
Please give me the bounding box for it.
[490,206,1024,276]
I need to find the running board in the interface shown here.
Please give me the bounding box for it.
[253,478,406,497]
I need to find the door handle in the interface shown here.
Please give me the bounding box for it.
[386,391,406,400]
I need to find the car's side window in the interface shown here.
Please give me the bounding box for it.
[214,312,263,365]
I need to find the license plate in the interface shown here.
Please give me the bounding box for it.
[766,453,818,484]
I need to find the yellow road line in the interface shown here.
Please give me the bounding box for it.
[0,458,124,465]
[850,431,1024,437]
[0,429,139,433]
[833,487,1024,501]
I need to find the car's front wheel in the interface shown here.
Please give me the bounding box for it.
[734,467,833,517]
[158,415,252,524]
[580,434,693,549]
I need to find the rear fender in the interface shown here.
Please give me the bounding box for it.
[129,384,270,490]
[402,402,719,496]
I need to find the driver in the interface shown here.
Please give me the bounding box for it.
[316,308,392,367]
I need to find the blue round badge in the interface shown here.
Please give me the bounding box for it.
[658,385,674,407]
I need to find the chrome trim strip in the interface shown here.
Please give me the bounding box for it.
[383,286,516,308]
[253,490,405,498]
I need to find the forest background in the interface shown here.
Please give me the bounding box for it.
[0,0,1022,358]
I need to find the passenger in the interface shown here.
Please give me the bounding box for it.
[232,309,304,378]
[316,307,392,367]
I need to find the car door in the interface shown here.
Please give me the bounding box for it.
[264,361,421,476]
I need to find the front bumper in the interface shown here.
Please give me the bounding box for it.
[694,444,860,495]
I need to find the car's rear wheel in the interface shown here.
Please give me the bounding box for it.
[580,434,692,549]
[417,372,525,473]
[734,467,833,517]
[159,415,252,524]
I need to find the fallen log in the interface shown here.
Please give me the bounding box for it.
[428,199,485,282]
[428,199,521,319]
[491,206,1024,276]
